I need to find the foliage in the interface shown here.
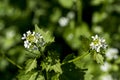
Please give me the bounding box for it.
[0,0,120,80]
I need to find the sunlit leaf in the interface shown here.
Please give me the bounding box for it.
[18,71,38,80]
[84,70,93,80]
[91,0,105,5]
[93,53,104,64]
[92,12,107,23]
[51,62,62,74]
[58,0,73,8]
[25,59,37,74]
[50,8,61,23]
[35,25,54,44]
[36,73,45,80]
[51,74,60,80]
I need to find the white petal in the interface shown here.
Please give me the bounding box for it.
[24,41,28,48]
[27,30,31,36]
[23,33,26,37]
[35,39,38,43]
[24,40,31,48]
[21,37,25,40]
[40,36,43,38]
[90,42,94,46]
[21,34,26,40]
[96,47,100,52]
[33,31,35,35]
[102,39,105,42]
[95,35,98,38]
[91,36,94,39]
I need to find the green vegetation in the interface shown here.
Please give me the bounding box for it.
[0,0,120,80]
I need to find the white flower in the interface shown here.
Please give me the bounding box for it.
[22,30,44,49]
[90,35,107,52]
[27,30,32,36]
[22,30,36,42]
[24,40,31,49]
[21,33,26,40]
[100,74,113,80]
[58,17,69,27]
[67,11,75,19]
[105,48,119,60]
[100,62,111,72]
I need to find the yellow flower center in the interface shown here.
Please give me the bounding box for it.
[93,39,99,45]
[27,34,35,42]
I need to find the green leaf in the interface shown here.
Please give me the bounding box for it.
[58,0,73,9]
[18,70,46,80]
[40,61,51,72]
[51,62,62,74]
[63,23,90,50]
[62,54,75,63]
[50,8,61,23]
[93,53,104,64]
[35,25,54,44]
[17,71,38,80]
[51,74,60,80]
[25,59,37,74]
[84,70,93,80]
[73,52,91,69]
[36,74,45,80]
[92,12,107,23]
[41,59,62,74]
[79,36,90,52]
[91,0,105,5]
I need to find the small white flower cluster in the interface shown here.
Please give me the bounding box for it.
[100,74,113,80]
[90,35,107,52]
[58,11,75,27]
[58,17,69,27]
[22,30,44,49]
[100,62,111,72]
[105,48,119,60]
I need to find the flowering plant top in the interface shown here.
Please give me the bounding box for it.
[90,34,107,53]
[21,30,45,50]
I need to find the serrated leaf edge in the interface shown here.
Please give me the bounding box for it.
[25,59,37,74]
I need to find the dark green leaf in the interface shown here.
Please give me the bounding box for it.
[60,63,86,80]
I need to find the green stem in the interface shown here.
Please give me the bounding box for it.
[76,0,82,24]
[1,51,23,69]
[62,52,89,65]
[46,71,49,80]
[38,47,48,80]
[38,47,46,60]
[5,56,23,69]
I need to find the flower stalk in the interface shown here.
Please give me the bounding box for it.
[62,52,89,65]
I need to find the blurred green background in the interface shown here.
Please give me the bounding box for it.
[0,0,120,80]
